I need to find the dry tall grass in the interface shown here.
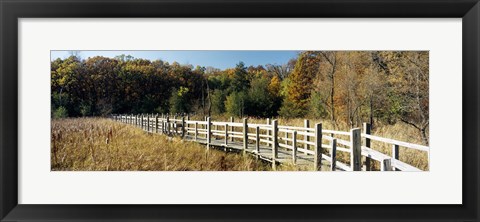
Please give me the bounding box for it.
[52,116,428,171]
[51,118,282,171]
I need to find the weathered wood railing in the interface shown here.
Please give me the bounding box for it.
[111,114,429,171]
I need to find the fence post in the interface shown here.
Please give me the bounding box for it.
[292,130,297,165]
[131,114,134,125]
[176,115,180,134]
[207,117,211,150]
[271,120,278,170]
[350,128,362,171]
[194,122,198,141]
[286,129,289,145]
[161,113,165,134]
[272,120,278,158]
[381,158,393,171]
[135,115,138,126]
[392,144,399,171]
[181,116,185,138]
[166,115,170,135]
[330,138,337,171]
[160,119,164,134]
[304,119,310,154]
[141,114,144,130]
[243,118,248,155]
[266,118,271,148]
[224,124,228,146]
[230,117,234,142]
[255,126,260,154]
[162,115,166,134]
[363,123,372,171]
[155,114,159,133]
[147,114,150,132]
[314,123,322,171]
[149,114,152,131]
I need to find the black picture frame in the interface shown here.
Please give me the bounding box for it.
[1,0,479,221]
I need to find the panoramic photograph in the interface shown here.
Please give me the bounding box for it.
[50,50,429,171]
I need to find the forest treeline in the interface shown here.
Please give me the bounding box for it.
[51,51,429,144]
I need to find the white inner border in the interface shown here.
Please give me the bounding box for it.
[19,18,462,204]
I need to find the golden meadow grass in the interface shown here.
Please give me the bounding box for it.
[51,118,288,171]
[51,117,428,171]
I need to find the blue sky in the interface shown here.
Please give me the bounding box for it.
[51,50,300,70]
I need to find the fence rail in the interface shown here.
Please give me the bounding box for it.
[111,114,429,171]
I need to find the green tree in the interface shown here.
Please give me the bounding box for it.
[278,97,303,118]
[210,89,226,115]
[286,52,321,116]
[225,92,245,117]
[230,62,249,92]
[246,77,273,117]
[53,106,68,119]
[308,91,328,118]
[169,87,190,114]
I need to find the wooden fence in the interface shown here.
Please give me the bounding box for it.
[111,114,429,171]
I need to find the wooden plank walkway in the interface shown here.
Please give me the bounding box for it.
[184,136,325,169]
[112,114,429,171]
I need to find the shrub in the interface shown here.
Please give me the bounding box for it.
[308,91,328,118]
[169,87,190,114]
[247,77,273,117]
[210,89,226,115]
[278,97,303,118]
[53,106,68,119]
[225,92,245,117]
[80,103,92,117]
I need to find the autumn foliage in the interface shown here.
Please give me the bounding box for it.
[51,51,428,144]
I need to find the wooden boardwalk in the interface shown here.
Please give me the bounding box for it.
[112,114,429,171]
[184,137,327,170]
